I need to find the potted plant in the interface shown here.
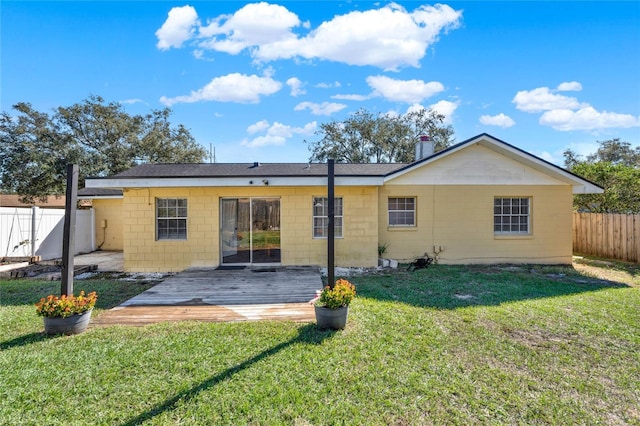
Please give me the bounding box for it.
[35,291,97,335]
[312,278,356,330]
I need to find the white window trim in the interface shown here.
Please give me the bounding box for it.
[388,196,416,227]
[156,198,188,240]
[312,197,343,239]
[494,197,531,235]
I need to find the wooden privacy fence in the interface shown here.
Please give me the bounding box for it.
[573,212,640,263]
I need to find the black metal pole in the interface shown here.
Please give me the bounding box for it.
[61,164,78,296]
[328,159,335,289]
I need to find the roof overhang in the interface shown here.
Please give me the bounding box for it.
[84,175,385,189]
[77,195,123,200]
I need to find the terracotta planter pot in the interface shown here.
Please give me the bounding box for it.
[314,305,349,330]
[43,308,93,335]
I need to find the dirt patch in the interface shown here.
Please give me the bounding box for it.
[503,327,577,349]
[454,293,475,301]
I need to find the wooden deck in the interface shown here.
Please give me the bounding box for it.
[92,303,315,326]
[92,266,322,327]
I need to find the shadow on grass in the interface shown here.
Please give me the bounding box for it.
[355,264,630,310]
[0,279,156,309]
[121,323,335,426]
[0,332,50,351]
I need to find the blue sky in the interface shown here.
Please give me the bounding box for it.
[2,1,639,165]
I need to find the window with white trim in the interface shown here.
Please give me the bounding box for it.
[156,198,187,240]
[494,197,530,234]
[313,197,343,238]
[388,197,416,226]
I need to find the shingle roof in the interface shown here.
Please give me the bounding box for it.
[106,162,406,179]
[83,133,603,194]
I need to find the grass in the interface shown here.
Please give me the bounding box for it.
[0,259,638,425]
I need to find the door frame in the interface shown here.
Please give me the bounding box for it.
[220,197,281,266]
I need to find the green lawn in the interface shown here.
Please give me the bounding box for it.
[1,260,638,425]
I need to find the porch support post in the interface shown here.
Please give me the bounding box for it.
[327,159,335,289]
[61,164,78,296]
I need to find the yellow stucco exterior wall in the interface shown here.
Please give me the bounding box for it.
[121,186,378,272]
[378,185,573,264]
[92,198,124,251]
[115,182,572,271]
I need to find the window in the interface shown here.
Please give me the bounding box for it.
[313,197,343,238]
[494,197,530,234]
[388,197,416,226]
[156,198,187,240]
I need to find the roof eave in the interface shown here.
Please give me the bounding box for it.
[84,175,385,188]
[77,195,124,200]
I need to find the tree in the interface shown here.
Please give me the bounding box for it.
[305,108,454,163]
[0,96,207,202]
[0,103,84,200]
[586,138,640,167]
[564,138,640,213]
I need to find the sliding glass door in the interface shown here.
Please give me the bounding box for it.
[221,198,280,264]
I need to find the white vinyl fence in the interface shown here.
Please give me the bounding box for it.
[0,207,95,260]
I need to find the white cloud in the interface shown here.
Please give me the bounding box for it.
[331,93,371,101]
[275,3,462,70]
[539,107,640,131]
[557,81,582,92]
[159,3,462,70]
[198,3,301,54]
[156,5,199,50]
[247,120,270,134]
[241,120,317,148]
[514,82,639,132]
[427,100,459,125]
[316,81,341,89]
[294,101,347,116]
[513,86,584,112]
[382,109,401,119]
[286,77,306,96]
[297,121,317,135]
[403,100,458,125]
[479,113,516,128]
[119,98,145,105]
[242,135,288,148]
[159,73,282,106]
[367,75,444,103]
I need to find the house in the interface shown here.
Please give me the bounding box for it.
[82,133,602,272]
[77,188,124,252]
[0,193,67,208]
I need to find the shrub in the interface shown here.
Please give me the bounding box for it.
[316,279,356,309]
[35,291,97,318]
